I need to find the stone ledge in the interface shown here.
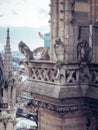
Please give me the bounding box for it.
[22,80,96,99]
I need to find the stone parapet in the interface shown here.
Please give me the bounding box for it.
[22,60,98,99]
[0,103,8,109]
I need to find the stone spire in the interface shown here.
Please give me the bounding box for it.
[0,28,17,130]
[4,28,13,80]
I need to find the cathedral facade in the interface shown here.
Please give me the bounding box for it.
[18,0,98,130]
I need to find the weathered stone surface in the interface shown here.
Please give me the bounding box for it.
[22,80,60,98]
[20,1,98,130]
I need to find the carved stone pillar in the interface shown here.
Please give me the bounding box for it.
[50,0,75,62]
[50,0,58,61]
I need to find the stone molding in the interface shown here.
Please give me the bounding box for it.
[29,99,98,116]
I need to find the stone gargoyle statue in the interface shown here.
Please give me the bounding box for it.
[33,47,50,60]
[18,41,50,60]
[54,38,65,62]
[18,41,34,60]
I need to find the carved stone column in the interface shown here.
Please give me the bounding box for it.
[50,0,75,62]
[50,0,58,61]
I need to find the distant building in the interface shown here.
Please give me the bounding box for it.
[12,51,24,72]
[44,33,50,47]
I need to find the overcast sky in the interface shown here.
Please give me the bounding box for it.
[0,0,50,51]
[0,0,50,27]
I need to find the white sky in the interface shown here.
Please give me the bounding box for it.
[0,0,50,27]
[0,0,50,51]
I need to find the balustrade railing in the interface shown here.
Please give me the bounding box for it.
[27,60,80,85]
[28,60,57,83]
[21,59,98,86]
[89,64,98,86]
[0,103,8,109]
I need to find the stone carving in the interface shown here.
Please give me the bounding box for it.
[29,99,98,116]
[18,41,34,60]
[91,70,98,84]
[65,69,79,83]
[28,61,81,85]
[31,67,57,82]
[37,68,43,80]
[49,69,58,82]
[33,47,50,60]
[19,60,29,76]
[42,68,50,81]
[85,115,98,130]
[55,64,79,84]
[77,40,92,63]
[54,38,65,62]
[18,41,50,60]
[86,116,91,130]
[7,72,15,87]
[31,67,38,80]
[70,0,76,24]
[80,64,91,83]
[0,103,8,109]
[55,68,65,85]
[79,63,98,84]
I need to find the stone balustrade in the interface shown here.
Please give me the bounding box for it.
[89,63,98,86]
[22,59,98,87]
[26,60,80,86]
[0,103,8,109]
[28,60,57,83]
